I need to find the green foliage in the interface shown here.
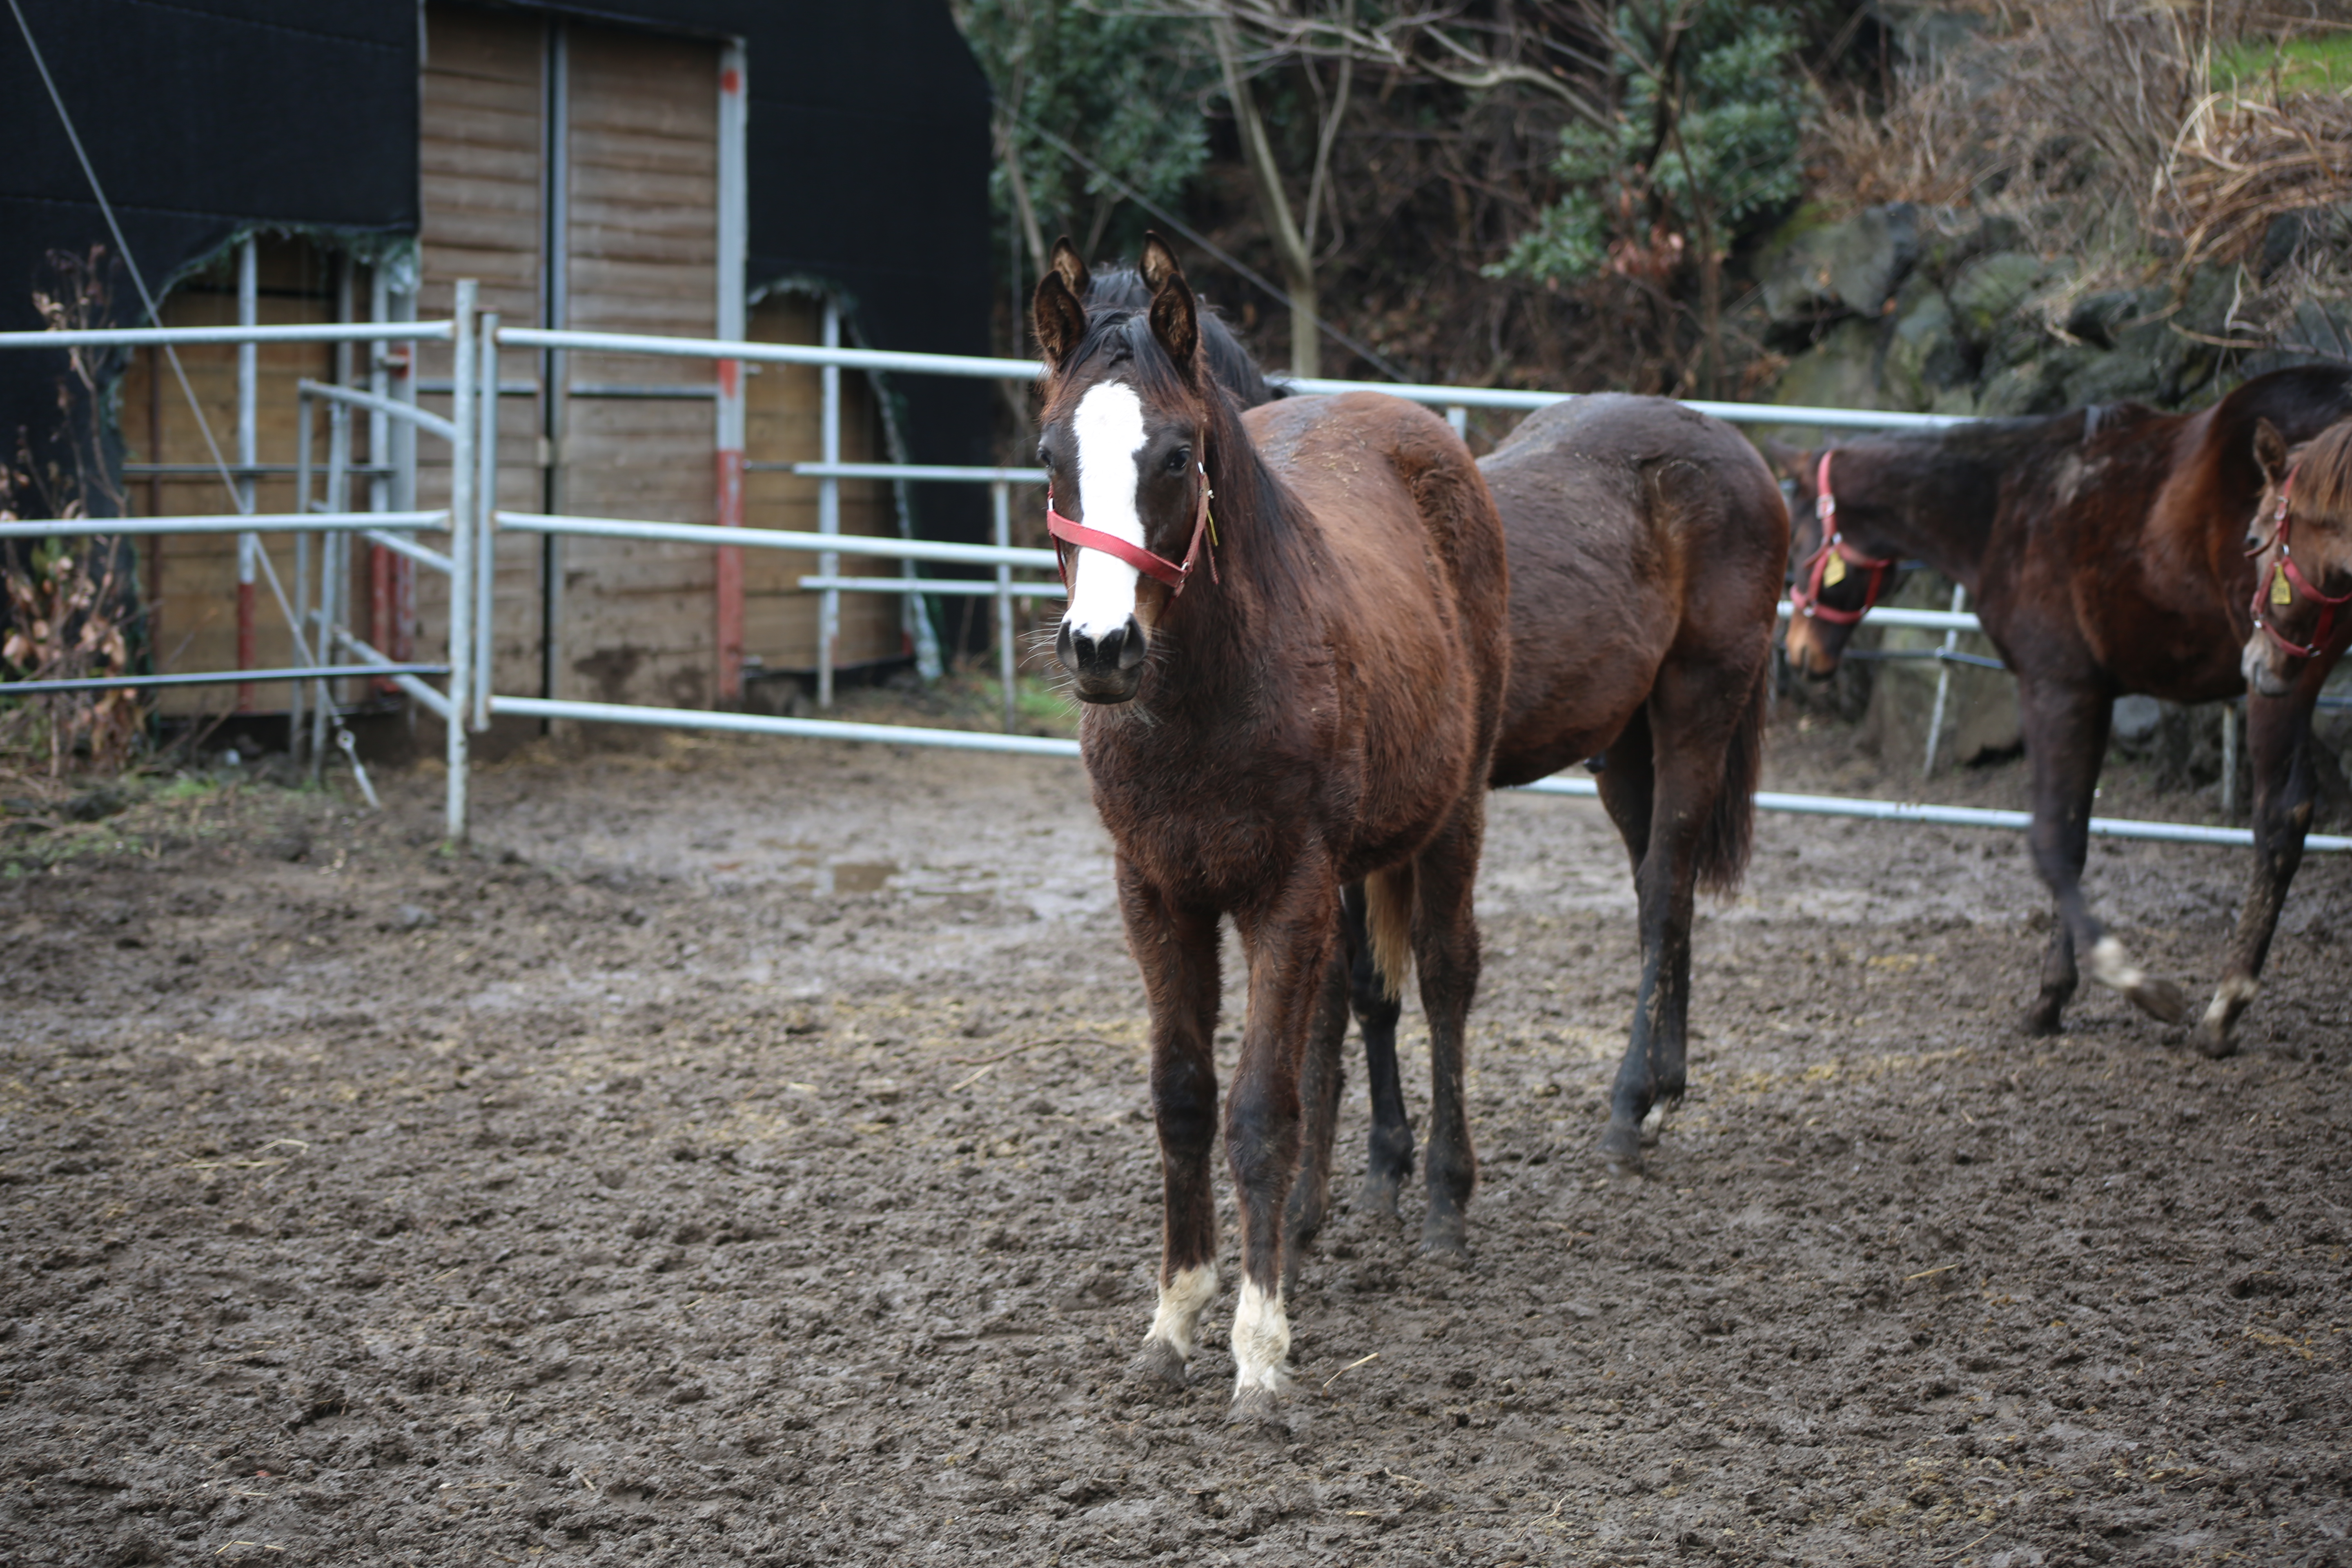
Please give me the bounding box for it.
[1492,0,1810,285]
[2211,31,2352,96]
[955,0,1214,265]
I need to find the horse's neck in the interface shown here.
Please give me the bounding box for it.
[1842,435,2004,584]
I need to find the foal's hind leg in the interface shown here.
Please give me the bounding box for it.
[1341,882,1416,1221]
[1283,938,1352,1296]
[2195,688,2325,1056]
[1410,797,1487,1258]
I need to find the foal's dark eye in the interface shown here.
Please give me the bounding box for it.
[1165,447,1191,474]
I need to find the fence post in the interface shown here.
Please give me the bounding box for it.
[1446,405,1468,441]
[445,280,477,844]
[817,300,841,707]
[475,311,500,733]
[994,480,1015,733]
[1922,583,1968,777]
[292,389,313,770]
[235,235,258,713]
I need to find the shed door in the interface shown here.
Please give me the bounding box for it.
[550,25,721,710]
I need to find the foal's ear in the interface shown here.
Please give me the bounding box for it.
[2253,418,2291,487]
[1033,270,1087,372]
[1139,232,1199,378]
[1050,236,1090,299]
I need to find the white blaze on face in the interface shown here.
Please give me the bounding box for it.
[1064,381,1150,641]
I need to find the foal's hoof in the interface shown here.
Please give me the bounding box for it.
[2187,1018,2239,1060]
[2125,976,2190,1027]
[1417,1210,1468,1262]
[1126,1340,1189,1391]
[1598,1119,1644,1174]
[1227,1387,1290,1431]
[2019,997,2067,1038]
[1360,1171,1404,1224]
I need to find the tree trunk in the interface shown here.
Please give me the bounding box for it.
[1213,15,1320,377]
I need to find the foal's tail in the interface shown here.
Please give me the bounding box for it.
[1364,864,1415,1002]
[1695,658,1769,896]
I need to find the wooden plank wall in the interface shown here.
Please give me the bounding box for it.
[114,240,367,719]
[742,292,900,675]
[549,24,720,710]
[416,3,543,704]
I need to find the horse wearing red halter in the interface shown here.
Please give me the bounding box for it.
[1067,262,1785,1196]
[1034,235,1510,1423]
[1780,364,2352,1050]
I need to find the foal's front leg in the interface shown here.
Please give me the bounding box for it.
[1227,861,1341,1424]
[2195,686,2325,1056]
[1120,864,1225,1388]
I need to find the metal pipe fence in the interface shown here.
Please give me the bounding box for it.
[2,288,2339,864]
[469,311,2344,858]
[0,291,474,839]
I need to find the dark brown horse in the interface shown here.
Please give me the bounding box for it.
[1034,235,1510,1421]
[1780,364,2352,1050]
[1295,395,1787,1232]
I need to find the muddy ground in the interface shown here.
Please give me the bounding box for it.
[2,712,2348,1567]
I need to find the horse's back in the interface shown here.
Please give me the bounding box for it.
[1239,391,1512,856]
[1479,395,1787,782]
[1242,391,1509,646]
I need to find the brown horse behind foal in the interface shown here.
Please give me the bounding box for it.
[1781,364,2352,1050]
[1034,236,1510,1423]
[1291,396,1785,1225]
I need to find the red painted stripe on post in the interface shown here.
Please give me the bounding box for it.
[236,578,256,713]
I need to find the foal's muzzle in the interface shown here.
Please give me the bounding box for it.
[1058,614,1148,703]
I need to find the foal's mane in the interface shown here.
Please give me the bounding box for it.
[1080,266,1285,409]
[1059,301,1316,610]
[2291,420,2352,520]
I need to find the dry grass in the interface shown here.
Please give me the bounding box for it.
[1807,1,2352,301]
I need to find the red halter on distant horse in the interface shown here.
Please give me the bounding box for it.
[1046,456,1218,595]
[1787,451,1895,625]
[2247,468,2352,659]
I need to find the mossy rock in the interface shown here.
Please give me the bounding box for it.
[1945,251,2057,339]
[1758,204,1920,325]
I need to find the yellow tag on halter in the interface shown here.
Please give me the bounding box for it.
[1822,555,1848,588]
[2272,565,2294,606]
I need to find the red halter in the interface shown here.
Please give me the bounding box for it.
[1788,450,1896,625]
[2247,467,2352,660]
[1045,442,1218,597]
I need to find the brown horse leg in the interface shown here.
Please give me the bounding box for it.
[1600,664,1750,1171]
[1411,797,1486,1258]
[1591,715,1664,1171]
[2194,690,2322,1056]
[1340,882,1415,1221]
[1120,864,1225,1390]
[1225,860,1339,1423]
[2017,680,2187,1033]
[1282,928,1352,1296]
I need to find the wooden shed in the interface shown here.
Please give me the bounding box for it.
[2,0,995,727]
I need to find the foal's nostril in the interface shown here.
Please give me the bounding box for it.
[1115,615,1147,670]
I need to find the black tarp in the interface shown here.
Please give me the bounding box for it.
[0,0,995,541]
